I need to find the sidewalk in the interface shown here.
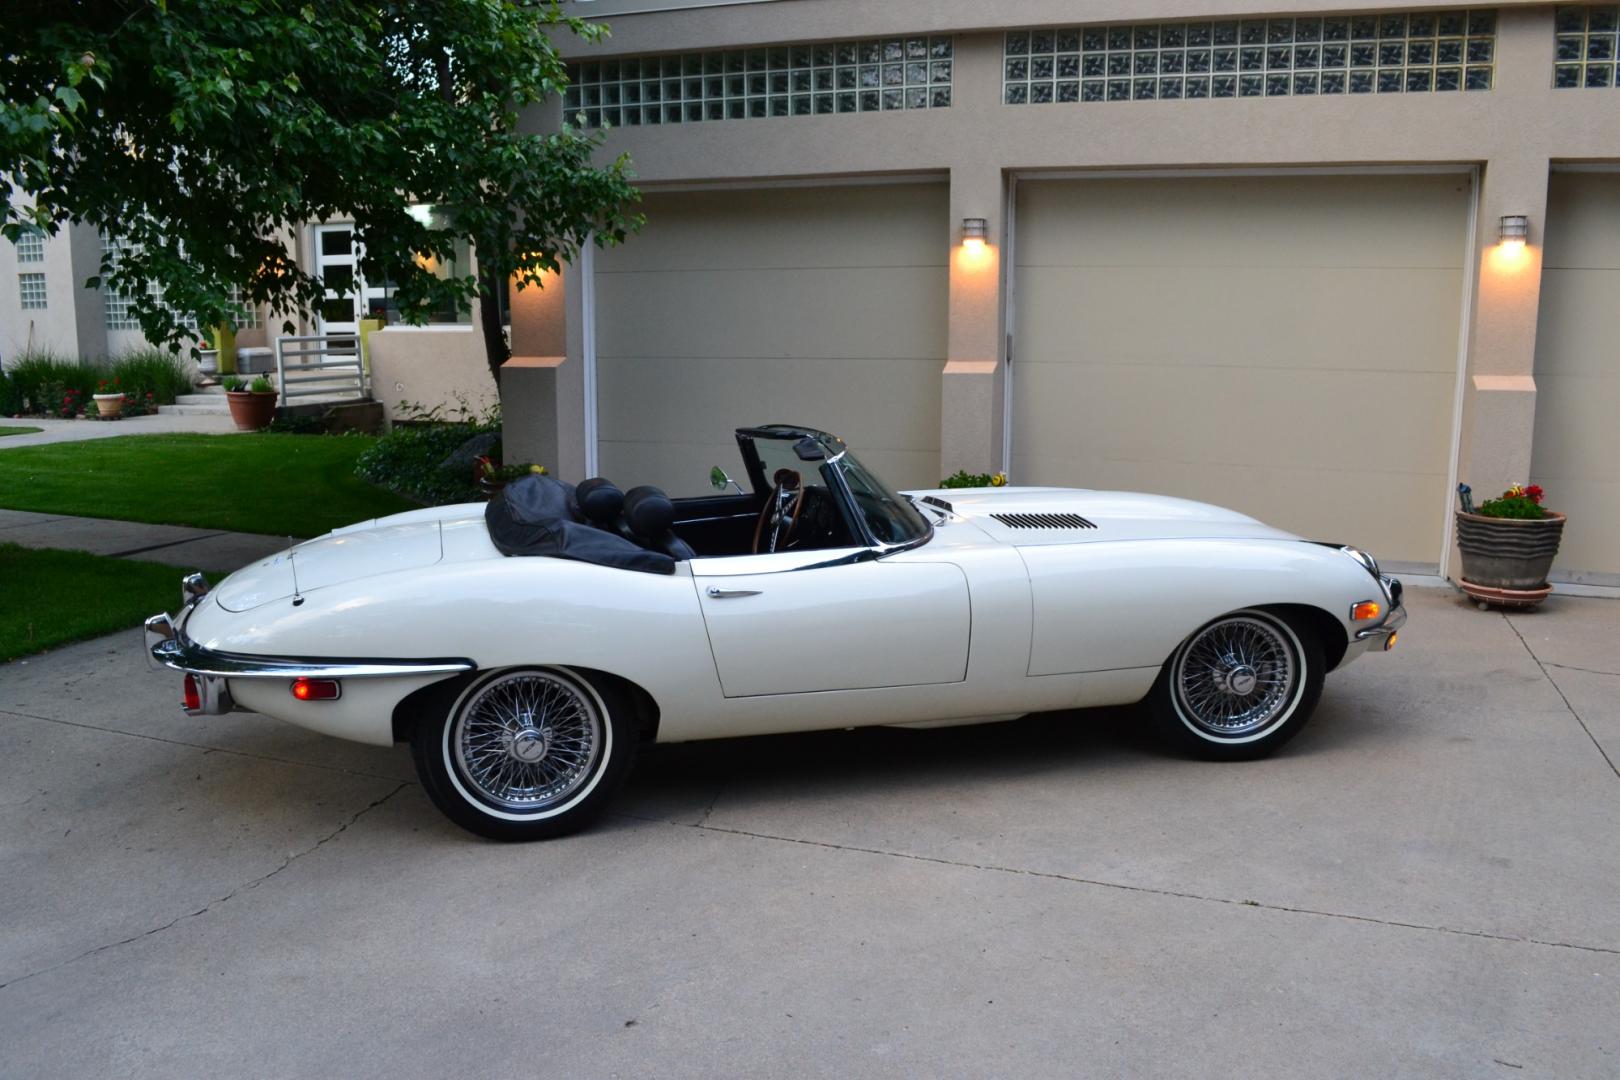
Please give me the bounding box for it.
[0,411,238,449]
[0,509,292,571]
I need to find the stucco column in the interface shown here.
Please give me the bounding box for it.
[1447,8,1552,579]
[502,265,588,480]
[941,161,1005,480]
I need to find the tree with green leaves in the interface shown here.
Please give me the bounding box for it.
[1,0,641,383]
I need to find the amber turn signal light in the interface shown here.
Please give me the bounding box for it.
[291,678,342,701]
[1384,631,1399,651]
[1351,601,1382,622]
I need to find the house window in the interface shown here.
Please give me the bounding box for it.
[1004,10,1497,103]
[564,35,954,128]
[315,210,471,332]
[1554,6,1620,88]
[14,228,44,263]
[18,272,46,309]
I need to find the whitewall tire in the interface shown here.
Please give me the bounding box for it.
[1147,609,1324,761]
[410,666,636,840]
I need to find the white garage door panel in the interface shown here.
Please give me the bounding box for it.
[595,184,947,496]
[1531,173,1620,581]
[1014,174,1469,566]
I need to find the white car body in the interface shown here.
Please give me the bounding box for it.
[150,477,1402,749]
[148,424,1405,838]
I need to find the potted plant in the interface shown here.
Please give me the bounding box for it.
[223,374,278,431]
[939,469,1008,489]
[196,335,219,379]
[92,378,125,419]
[1455,482,1566,609]
[475,455,547,495]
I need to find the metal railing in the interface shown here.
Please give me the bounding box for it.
[273,334,369,407]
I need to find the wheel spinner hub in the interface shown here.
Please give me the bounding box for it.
[1212,660,1259,697]
[508,724,550,764]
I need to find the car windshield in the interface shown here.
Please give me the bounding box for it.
[833,451,931,547]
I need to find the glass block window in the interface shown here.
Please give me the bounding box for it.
[1555,6,1620,87]
[14,227,44,263]
[228,285,262,330]
[564,36,954,127]
[102,235,144,330]
[1004,11,1497,104]
[18,272,46,309]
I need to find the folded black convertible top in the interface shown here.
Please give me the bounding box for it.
[485,475,676,575]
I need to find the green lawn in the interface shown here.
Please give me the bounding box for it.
[0,433,418,537]
[0,425,43,437]
[0,545,227,662]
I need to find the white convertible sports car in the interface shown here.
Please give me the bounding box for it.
[148,424,1405,840]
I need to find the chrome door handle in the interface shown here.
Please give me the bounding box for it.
[706,587,762,599]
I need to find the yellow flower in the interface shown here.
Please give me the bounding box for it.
[991,472,1008,487]
[529,464,548,475]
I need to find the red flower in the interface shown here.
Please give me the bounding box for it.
[1524,484,1545,504]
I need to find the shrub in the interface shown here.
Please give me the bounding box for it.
[106,347,194,405]
[354,399,501,505]
[0,370,15,417]
[939,469,1008,489]
[4,349,99,415]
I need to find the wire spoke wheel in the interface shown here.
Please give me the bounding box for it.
[449,669,605,813]
[1171,613,1300,740]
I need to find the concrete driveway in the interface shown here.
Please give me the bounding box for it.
[1,585,1616,1078]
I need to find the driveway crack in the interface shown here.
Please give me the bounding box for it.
[674,820,1620,958]
[1502,616,1620,780]
[0,782,407,993]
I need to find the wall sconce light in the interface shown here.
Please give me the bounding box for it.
[961,217,989,250]
[1499,214,1529,250]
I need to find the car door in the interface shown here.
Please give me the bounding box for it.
[691,548,971,698]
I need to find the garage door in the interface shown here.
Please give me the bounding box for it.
[1531,172,1620,585]
[593,184,947,496]
[1012,173,1471,567]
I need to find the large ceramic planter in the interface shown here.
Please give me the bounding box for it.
[1455,510,1566,608]
[197,349,219,377]
[225,390,278,431]
[92,393,125,419]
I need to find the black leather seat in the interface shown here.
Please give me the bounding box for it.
[622,485,696,560]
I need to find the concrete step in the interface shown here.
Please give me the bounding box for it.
[158,402,231,416]
[175,391,226,405]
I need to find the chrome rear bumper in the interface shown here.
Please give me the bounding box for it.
[146,599,474,716]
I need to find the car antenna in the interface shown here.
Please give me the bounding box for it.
[289,550,305,606]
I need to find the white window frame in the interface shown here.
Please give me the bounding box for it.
[18,272,47,310]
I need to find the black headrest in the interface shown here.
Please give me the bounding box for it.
[623,485,675,540]
[574,477,624,525]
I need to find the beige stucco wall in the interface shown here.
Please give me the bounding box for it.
[499,1,1620,585]
[367,327,499,422]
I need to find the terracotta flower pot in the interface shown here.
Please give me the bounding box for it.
[1455,509,1566,596]
[225,390,278,431]
[93,393,125,419]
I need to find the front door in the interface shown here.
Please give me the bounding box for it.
[692,549,971,698]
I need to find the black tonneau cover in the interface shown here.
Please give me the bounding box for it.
[485,475,675,575]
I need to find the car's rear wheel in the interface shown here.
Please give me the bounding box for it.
[1146,609,1324,761]
[410,666,636,841]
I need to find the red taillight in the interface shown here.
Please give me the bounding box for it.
[291,678,341,702]
[182,674,201,712]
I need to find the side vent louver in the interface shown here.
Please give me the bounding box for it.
[989,512,1097,530]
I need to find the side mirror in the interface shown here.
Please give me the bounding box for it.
[710,465,732,492]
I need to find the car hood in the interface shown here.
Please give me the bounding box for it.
[213,520,446,612]
[905,486,1300,546]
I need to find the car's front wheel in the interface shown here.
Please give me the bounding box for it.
[410,666,636,841]
[1146,609,1324,761]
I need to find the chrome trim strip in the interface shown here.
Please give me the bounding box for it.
[147,617,475,681]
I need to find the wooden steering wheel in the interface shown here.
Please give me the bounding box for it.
[752,468,805,554]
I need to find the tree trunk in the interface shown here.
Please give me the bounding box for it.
[479,266,510,389]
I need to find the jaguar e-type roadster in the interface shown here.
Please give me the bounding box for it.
[148,425,1405,840]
